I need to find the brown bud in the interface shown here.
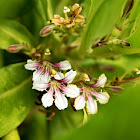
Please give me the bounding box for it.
[40,25,54,37]
[7,44,25,53]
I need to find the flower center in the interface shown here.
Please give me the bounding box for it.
[50,80,61,90]
[43,61,53,69]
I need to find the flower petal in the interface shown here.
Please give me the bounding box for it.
[74,94,86,110]
[92,91,110,104]
[41,88,54,108]
[53,60,71,70]
[60,70,77,84]
[61,84,80,98]
[24,59,42,70]
[53,71,64,80]
[86,94,98,114]
[44,68,50,83]
[54,89,68,110]
[32,67,44,81]
[32,82,50,91]
[92,74,107,88]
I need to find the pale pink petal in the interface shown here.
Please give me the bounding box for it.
[52,60,71,70]
[86,94,98,114]
[61,84,80,98]
[92,74,107,88]
[24,59,42,70]
[32,82,50,91]
[44,68,50,83]
[54,89,68,110]
[53,71,64,80]
[32,67,44,81]
[41,88,54,108]
[91,91,110,104]
[74,94,86,110]
[60,70,77,84]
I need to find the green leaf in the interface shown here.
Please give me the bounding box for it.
[55,82,140,140]
[0,0,35,19]
[80,0,127,54]
[0,19,36,50]
[2,129,20,140]
[0,63,37,138]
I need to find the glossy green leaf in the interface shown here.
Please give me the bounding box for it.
[0,19,36,50]
[0,0,34,19]
[0,63,37,138]
[55,82,140,140]
[80,0,127,54]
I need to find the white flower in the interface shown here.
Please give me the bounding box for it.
[25,59,72,82]
[33,71,79,110]
[74,76,109,114]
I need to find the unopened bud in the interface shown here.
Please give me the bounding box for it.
[45,48,51,55]
[7,44,25,53]
[83,73,90,81]
[40,25,54,37]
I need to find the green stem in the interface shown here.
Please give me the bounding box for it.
[119,68,138,81]
[2,129,20,140]
[46,0,61,43]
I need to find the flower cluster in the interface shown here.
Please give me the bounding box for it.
[25,58,80,110]
[25,57,110,114]
[40,3,86,37]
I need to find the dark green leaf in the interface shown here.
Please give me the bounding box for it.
[0,0,35,19]
[0,63,37,138]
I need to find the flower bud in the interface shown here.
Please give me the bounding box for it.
[45,48,51,55]
[7,44,25,53]
[63,6,70,13]
[40,25,55,37]
[83,73,90,81]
